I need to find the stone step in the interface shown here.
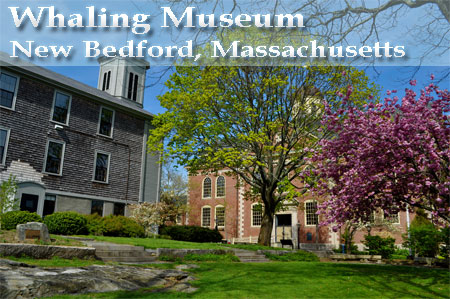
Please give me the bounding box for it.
[95,250,155,258]
[98,256,158,263]
[233,250,270,262]
[92,245,145,252]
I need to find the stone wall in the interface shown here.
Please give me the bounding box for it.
[0,244,96,259]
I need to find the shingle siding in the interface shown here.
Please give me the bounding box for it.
[0,70,147,203]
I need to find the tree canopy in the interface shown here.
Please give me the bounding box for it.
[148,66,377,245]
[305,79,449,229]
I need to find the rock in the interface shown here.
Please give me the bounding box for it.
[16,222,50,243]
[0,259,197,298]
[176,264,200,270]
[0,244,95,259]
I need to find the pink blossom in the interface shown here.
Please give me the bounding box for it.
[303,81,450,227]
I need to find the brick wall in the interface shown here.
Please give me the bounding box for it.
[188,171,412,247]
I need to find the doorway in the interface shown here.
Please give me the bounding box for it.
[276,214,292,241]
[20,193,39,213]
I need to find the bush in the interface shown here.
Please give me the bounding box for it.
[0,210,42,230]
[404,225,441,257]
[160,225,223,243]
[44,212,87,235]
[439,226,449,259]
[85,213,105,236]
[102,215,145,238]
[364,235,396,259]
[265,250,319,262]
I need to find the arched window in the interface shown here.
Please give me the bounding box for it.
[251,203,263,227]
[202,177,212,198]
[215,205,225,227]
[216,176,225,197]
[201,206,211,227]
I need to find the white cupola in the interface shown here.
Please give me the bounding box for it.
[97,56,150,106]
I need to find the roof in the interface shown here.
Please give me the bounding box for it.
[0,52,154,119]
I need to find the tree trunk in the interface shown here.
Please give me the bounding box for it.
[258,208,274,246]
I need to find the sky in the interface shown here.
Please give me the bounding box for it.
[46,65,449,116]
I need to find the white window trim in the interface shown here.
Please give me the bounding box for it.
[202,177,212,199]
[304,200,319,227]
[201,205,211,227]
[50,90,72,126]
[382,212,401,225]
[43,139,66,176]
[0,70,20,111]
[251,203,262,227]
[0,126,11,166]
[97,106,115,138]
[215,176,226,198]
[92,150,111,184]
[215,205,225,228]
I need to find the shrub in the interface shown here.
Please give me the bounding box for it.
[102,215,145,238]
[364,235,396,259]
[160,225,223,243]
[0,210,42,230]
[404,225,441,257]
[439,226,449,259]
[265,250,319,262]
[44,212,88,235]
[85,213,105,236]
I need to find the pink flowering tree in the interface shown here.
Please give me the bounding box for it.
[305,78,449,230]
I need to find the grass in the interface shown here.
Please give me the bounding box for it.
[2,256,104,267]
[44,261,449,298]
[159,253,240,263]
[264,250,319,262]
[83,235,286,252]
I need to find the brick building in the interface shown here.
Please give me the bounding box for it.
[0,52,160,217]
[188,172,414,250]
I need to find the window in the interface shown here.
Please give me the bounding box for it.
[384,212,400,224]
[113,202,125,216]
[252,204,262,226]
[0,127,10,165]
[93,151,110,183]
[102,71,111,91]
[0,72,19,109]
[127,72,139,101]
[44,140,65,175]
[98,107,115,137]
[43,194,56,217]
[91,200,104,216]
[202,177,212,198]
[215,206,225,227]
[201,206,211,227]
[305,201,318,226]
[216,176,225,197]
[51,91,71,125]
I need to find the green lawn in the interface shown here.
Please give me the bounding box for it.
[46,261,449,298]
[84,235,288,251]
[4,256,105,267]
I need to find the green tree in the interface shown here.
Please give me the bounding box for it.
[0,175,19,230]
[148,66,377,245]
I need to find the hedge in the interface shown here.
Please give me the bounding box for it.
[0,210,42,230]
[160,225,223,243]
[43,211,88,235]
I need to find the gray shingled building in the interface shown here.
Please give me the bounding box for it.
[0,52,160,217]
